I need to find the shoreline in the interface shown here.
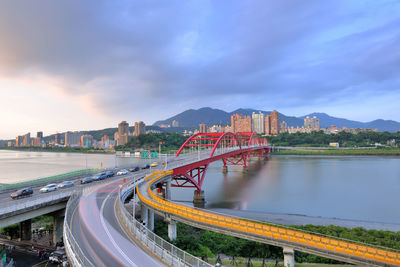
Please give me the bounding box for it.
[209,208,400,232]
[271,148,400,156]
[0,147,114,154]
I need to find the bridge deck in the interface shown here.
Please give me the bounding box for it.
[137,170,400,267]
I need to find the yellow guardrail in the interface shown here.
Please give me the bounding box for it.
[137,171,400,266]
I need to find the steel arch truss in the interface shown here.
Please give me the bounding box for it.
[172,132,269,191]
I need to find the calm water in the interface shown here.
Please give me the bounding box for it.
[0,150,145,184]
[1,150,399,224]
[171,155,400,224]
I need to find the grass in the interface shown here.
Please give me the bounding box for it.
[272,148,400,156]
[206,258,356,266]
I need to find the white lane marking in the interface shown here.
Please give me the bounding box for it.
[100,190,138,267]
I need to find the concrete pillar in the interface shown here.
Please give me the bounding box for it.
[193,190,205,208]
[166,179,171,200]
[51,209,65,246]
[141,205,148,227]
[148,210,154,231]
[20,219,31,241]
[222,166,228,173]
[168,220,177,241]
[283,247,295,267]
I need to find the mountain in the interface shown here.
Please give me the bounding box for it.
[154,107,400,132]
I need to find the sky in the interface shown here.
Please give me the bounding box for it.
[1,0,400,139]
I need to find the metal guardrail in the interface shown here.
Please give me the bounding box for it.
[140,171,400,267]
[117,182,212,267]
[64,191,95,267]
[0,189,73,216]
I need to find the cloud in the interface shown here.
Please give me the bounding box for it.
[0,0,399,134]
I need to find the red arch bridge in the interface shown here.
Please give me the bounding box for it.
[169,132,270,198]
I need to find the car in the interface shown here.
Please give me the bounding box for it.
[40,184,58,193]
[93,172,107,181]
[58,181,74,188]
[105,170,115,177]
[150,162,158,167]
[49,250,67,264]
[116,169,128,176]
[142,164,150,169]
[81,177,94,184]
[10,187,33,199]
[128,166,140,172]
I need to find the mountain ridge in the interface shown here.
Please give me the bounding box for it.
[153,107,400,132]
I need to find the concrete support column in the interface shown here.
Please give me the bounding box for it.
[222,166,228,173]
[168,220,177,241]
[166,179,171,200]
[283,247,295,267]
[148,210,154,231]
[193,190,205,208]
[51,209,65,246]
[141,205,148,227]
[20,219,31,241]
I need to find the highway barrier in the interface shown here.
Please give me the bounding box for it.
[117,181,212,267]
[138,171,400,266]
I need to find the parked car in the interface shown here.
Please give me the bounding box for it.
[116,169,128,176]
[142,164,150,169]
[81,177,94,184]
[49,250,67,264]
[93,172,107,181]
[10,187,33,199]
[40,184,58,193]
[58,181,74,188]
[150,162,158,167]
[105,170,115,177]
[129,166,140,172]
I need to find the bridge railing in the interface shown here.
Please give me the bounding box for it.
[141,171,400,266]
[0,189,73,217]
[117,182,212,267]
[63,191,95,267]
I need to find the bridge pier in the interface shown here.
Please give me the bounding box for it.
[141,205,148,227]
[283,247,295,267]
[51,210,65,246]
[19,219,31,241]
[222,166,228,173]
[193,190,205,208]
[168,220,177,241]
[148,210,154,231]
[166,179,171,200]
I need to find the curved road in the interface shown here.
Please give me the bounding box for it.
[69,174,164,267]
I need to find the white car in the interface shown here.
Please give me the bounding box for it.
[40,184,58,193]
[116,169,128,176]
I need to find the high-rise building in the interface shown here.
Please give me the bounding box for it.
[100,135,111,149]
[199,123,207,133]
[22,133,31,146]
[231,114,252,133]
[55,133,60,145]
[280,121,288,133]
[209,125,222,133]
[265,115,271,135]
[37,131,43,139]
[304,116,319,130]
[172,120,179,127]
[118,121,130,146]
[270,110,280,136]
[65,131,82,147]
[252,112,265,134]
[134,121,146,136]
[15,136,23,147]
[80,135,94,148]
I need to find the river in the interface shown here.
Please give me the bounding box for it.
[1,150,399,225]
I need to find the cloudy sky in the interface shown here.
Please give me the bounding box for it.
[1,0,399,139]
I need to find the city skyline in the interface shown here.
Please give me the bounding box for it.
[1,1,400,139]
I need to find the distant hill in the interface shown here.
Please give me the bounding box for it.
[154,107,400,132]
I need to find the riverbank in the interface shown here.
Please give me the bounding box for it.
[271,148,400,156]
[209,208,400,232]
[0,147,114,154]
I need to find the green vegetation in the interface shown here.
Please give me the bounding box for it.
[268,131,399,147]
[117,133,187,152]
[154,220,400,265]
[273,148,400,156]
[0,168,100,191]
